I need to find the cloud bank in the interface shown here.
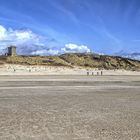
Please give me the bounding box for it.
[0,25,91,55]
[61,44,90,53]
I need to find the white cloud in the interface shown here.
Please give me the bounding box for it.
[0,25,7,40]
[0,26,40,45]
[31,49,59,56]
[0,25,57,55]
[0,25,91,55]
[61,43,91,53]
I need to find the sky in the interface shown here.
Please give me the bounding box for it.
[0,0,140,55]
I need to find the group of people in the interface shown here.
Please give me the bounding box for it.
[87,71,103,76]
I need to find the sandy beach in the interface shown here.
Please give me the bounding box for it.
[0,64,140,75]
[0,75,140,140]
[1,0,140,139]
[0,64,140,139]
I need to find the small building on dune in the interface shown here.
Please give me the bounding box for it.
[7,46,17,56]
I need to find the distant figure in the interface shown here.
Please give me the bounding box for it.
[101,71,103,76]
[87,71,89,76]
[97,72,99,76]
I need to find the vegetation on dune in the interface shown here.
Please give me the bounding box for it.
[60,54,140,70]
[6,56,70,67]
[0,56,7,65]
[0,53,140,70]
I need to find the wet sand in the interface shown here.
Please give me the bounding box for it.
[0,75,140,140]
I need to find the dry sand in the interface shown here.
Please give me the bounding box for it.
[0,64,140,75]
[0,74,140,140]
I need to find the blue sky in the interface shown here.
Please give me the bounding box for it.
[0,0,140,55]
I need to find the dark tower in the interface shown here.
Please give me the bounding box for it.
[8,46,17,56]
